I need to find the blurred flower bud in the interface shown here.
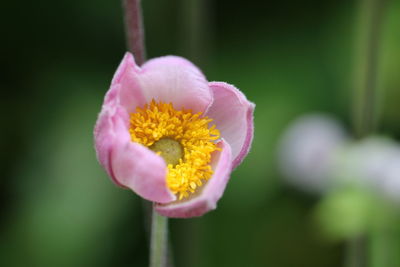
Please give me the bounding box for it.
[336,137,400,204]
[278,114,347,194]
[315,188,377,240]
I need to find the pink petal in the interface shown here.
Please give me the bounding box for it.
[94,105,131,187]
[206,82,255,169]
[94,103,176,203]
[138,56,213,113]
[94,108,115,180]
[110,111,176,203]
[108,52,147,113]
[155,139,232,218]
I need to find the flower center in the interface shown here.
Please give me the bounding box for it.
[129,100,220,200]
[149,138,184,166]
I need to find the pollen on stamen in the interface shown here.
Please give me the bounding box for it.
[129,100,220,199]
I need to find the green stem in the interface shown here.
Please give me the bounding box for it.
[121,1,170,266]
[180,0,213,66]
[353,0,387,138]
[350,0,387,266]
[345,236,366,267]
[149,207,168,267]
[370,227,391,267]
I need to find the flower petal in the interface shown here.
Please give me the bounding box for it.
[109,110,176,203]
[138,56,213,113]
[94,102,176,203]
[108,52,147,113]
[155,139,232,218]
[94,108,115,180]
[206,82,255,169]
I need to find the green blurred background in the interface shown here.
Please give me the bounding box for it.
[1,0,400,266]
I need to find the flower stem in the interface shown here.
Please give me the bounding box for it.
[345,236,366,267]
[121,2,168,266]
[353,0,387,138]
[122,0,147,65]
[370,227,393,267]
[180,0,213,66]
[350,0,387,265]
[149,207,168,267]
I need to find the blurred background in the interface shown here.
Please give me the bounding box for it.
[1,0,400,266]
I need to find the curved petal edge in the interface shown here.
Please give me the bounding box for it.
[108,52,146,113]
[206,81,255,169]
[138,56,213,113]
[155,139,232,218]
[95,103,176,203]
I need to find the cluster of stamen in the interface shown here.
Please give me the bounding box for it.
[129,100,220,200]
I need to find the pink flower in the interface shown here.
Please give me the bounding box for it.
[94,53,254,218]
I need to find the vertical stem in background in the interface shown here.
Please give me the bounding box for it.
[177,1,213,266]
[350,0,387,266]
[180,0,213,66]
[370,227,394,267]
[353,0,387,138]
[123,0,147,65]
[345,236,366,267]
[150,207,168,267]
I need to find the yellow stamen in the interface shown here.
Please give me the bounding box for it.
[129,100,220,200]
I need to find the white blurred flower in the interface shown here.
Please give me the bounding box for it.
[278,114,347,194]
[279,112,400,206]
[336,137,400,203]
